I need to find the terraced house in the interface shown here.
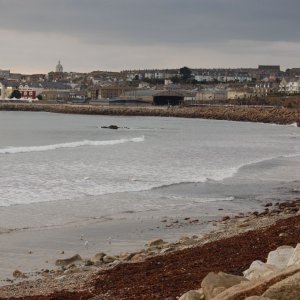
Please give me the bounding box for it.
[279,78,300,94]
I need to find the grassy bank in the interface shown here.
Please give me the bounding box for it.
[0,103,299,126]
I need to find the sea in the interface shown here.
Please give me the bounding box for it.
[0,111,300,226]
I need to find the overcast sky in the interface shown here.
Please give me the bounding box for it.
[0,0,299,74]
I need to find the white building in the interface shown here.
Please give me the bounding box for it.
[226,88,252,100]
[164,79,173,86]
[144,72,155,79]
[254,82,276,96]
[19,84,44,99]
[279,78,300,94]
[138,82,150,89]
[194,75,214,82]
[196,88,227,101]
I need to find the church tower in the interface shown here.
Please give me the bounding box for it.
[56,60,63,73]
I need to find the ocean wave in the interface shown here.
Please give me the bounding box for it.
[0,136,145,154]
[149,153,300,192]
[149,174,237,191]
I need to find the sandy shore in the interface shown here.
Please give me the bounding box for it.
[0,199,299,299]
[0,183,272,285]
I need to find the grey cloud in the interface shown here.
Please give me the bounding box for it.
[0,0,299,73]
[0,0,299,45]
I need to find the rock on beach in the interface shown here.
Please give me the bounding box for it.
[55,254,82,267]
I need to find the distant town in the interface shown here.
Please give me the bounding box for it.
[0,62,300,108]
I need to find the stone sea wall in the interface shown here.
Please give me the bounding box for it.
[0,103,299,126]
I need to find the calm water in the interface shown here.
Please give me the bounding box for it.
[0,111,299,211]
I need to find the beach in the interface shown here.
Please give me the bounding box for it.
[0,188,277,284]
[2,1,300,297]
[0,111,299,299]
[0,199,299,299]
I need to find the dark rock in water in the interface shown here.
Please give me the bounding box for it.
[101,125,119,130]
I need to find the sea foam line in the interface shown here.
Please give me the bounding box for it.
[0,136,145,154]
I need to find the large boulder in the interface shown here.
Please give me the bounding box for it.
[179,289,204,300]
[287,243,300,267]
[201,272,248,299]
[102,255,117,264]
[91,252,106,263]
[266,245,294,269]
[243,260,279,280]
[212,266,300,300]
[263,271,300,300]
[147,238,166,247]
[12,269,27,279]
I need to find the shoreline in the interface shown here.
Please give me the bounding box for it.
[0,192,264,285]
[1,170,299,286]
[0,199,299,299]
[0,103,299,126]
[0,106,299,299]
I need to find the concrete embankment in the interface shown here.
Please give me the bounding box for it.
[0,103,299,126]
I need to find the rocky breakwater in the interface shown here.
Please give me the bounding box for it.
[0,103,299,126]
[179,243,300,300]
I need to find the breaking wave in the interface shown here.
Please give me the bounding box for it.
[0,136,145,154]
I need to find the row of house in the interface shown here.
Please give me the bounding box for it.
[195,87,253,102]
[121,65,286,83]
[123,69,253,83]
[1,62,300,103]
[279,78,300,94]
[1,78,299,103]
[194,79,300,102]
[0,81,81,101]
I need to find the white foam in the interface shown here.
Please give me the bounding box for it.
[0,136,145,154]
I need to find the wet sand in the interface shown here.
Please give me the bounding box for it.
[0,190,271,284]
